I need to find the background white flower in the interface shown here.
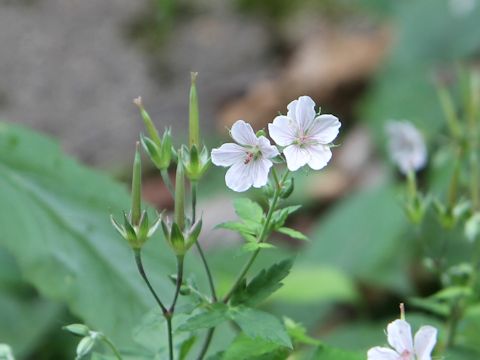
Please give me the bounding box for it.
[211,120,279,192]
[368,319,437,360]
[386,120,427,175]
[268,95,341,171]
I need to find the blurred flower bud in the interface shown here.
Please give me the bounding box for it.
[76,336,95,359]
[131,143,142,225]
[255,129,267,137]
[280,178,294,199]
[189,72,200,148]
[465,211,480,242]
[0,344,14,360]
[386,120,427,175]
[63,324,90,337]
[174,158,186,230]
[442,263,474,287]
[404,193,428,225]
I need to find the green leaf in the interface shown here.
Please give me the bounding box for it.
[228,307,292,348]
[273,266,358,303]
[231,259,293,306]
[311,344,363,360]
[284,317,320,346]
[222,334,290,360]
[276,227,308,241]
[216,221,258,236]
[409,297,449,317]
[233,198,264,223]
[270,205,301,230]
[241,242,276,253]
[302,185,408,290]
[177,303,229,332]
[431,286,473,302]
[0,123,198,347]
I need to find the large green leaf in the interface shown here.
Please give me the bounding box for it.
[0,123,199,347]
[0,249,63,358]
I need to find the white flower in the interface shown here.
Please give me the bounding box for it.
[211,120,279,192]
[386,120,427,175]
[368,319,437,360]
[268,96,341,171]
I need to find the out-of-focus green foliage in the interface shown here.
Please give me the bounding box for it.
[0,122,193,351]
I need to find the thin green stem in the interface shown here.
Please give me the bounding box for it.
[134,250,168,314]
[102,337,123,360]
[166,316,174,360]
[223,171,289,303]
[196,328,215,360]
[192,182,218,301]
[169,256,184,313]
[161,168,175,196]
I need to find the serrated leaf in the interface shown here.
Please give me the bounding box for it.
[222,334,290,360]
[276,227,308,241]
[233,198,264,223]
[270,205,301,230]
[177,304,229,332]
[228,307,292,348]
[241,242,276,253]
[231,259,293,306]
[216,221,258,236]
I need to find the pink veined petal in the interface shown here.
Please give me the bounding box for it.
[225,162,253,192]
[367,347,401,360]
[230,120,258,146]
[306,144,332,170]
[283,144,309,171]
[268,115,298,146]
[414,326,437,360]
[257,136,280,159]
[211,143,246,167]
[252,158,273,188]
[309,114,341,144]
[387,320,414,355]
[294,96,316,130]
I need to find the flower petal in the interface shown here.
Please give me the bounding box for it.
[268,115,297,146]
[367,347,401,360]
[252,158,273,188]
[257,136,280,159]
[387,320,414,355]
[293,96,316,129]
[283,145,309,171]
[306,145,332,170]
[225,162,253,192]
[230,120,258,146]
[414,326,437,360]
[211,143,246,167]
[309,114,341,144]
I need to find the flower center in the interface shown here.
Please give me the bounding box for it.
[400,350,412,360]
[294,133,316,148]
[244,147,260,164]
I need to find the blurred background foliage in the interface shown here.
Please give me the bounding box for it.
[1,0,480,358]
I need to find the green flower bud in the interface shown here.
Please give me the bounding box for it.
[131,142,142,226]
[140,129,173,171]
[63,324,90,337]
[186,218,202,248]
[134,97,162,146]
[255,129,267,137]
[189,72,200,148]
[76,336,95,359]
[182,144,211,181]
[174,158,186,230]
[280,178,294,199]
[170,222,186,255]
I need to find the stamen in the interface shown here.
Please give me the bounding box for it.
[244,152,254,164]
